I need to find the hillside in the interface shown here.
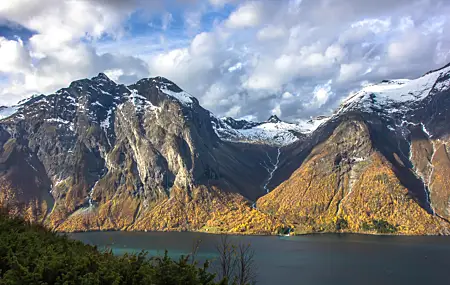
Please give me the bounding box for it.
[0,213,219,284]
[1,63,450,235]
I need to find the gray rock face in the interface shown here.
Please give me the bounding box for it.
[1,62,450,234]
[0,73,275,229]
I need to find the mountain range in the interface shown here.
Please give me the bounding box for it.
[1,63,450,235]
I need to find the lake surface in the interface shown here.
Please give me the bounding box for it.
[69,231,450,285]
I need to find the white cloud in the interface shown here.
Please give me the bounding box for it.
[190,32,217,56]
[325,44,345,62]
[209,0,236,7]
[185,10,203,31]
[244,72,281,91]
[350,18,392,34]
[225,105,241,117]
[228,62,243,72]
[0,37,32,74]
[338,63,364,82]
[282,91,294,99]
[225,2,263,29]
[104,68,124,82]
[387,31,432,62]
[288,0,303,14]
[0,0,449,122]
[257,25,286,41]
[0,0,149,104]
[310,80,333,107]
[271,104,282,117]
[398,16,414,31]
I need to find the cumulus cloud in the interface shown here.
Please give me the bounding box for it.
[309,80,333,107]
[257,25,286,41]
[1,0,450,122]
[0,37,32,74]
[338,63,364,83]
[225,2,263,29]
[0,0,151,104]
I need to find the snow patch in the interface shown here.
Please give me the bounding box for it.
[45,118,71,124]
[101,109,112,128]
[159,87,194,106]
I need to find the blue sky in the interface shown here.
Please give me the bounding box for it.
[1,0,450,121]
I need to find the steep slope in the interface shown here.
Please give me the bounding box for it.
[2,63,450,236]
[257,116,448,234]
[257,64,450,235]
[0,74,282,233]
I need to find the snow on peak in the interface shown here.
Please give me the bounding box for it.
[159,86,194,106]
[213,115,329,147]
[339,64,450,114]
[141,76,195,107]
[124,88,160,113]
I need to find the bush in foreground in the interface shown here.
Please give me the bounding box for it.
[0,214,223,285]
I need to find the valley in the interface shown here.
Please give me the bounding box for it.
[1,63,450,236]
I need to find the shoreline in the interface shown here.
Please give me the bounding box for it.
[63,228,450,238]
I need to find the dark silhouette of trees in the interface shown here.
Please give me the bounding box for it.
[0,214,223,285]
[214,235,257,285]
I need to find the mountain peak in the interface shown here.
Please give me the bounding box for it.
[91,72,112,83]
[267,115,281,123]
[423,62,450,76]
[149,76,183,93]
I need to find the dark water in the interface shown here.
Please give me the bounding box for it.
[69,231,450,285]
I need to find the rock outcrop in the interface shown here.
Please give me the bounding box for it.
[1,63,450,235]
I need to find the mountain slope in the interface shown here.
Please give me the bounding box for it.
[0,74,282,233]
[257,64,450,234]
[1,63,450,235]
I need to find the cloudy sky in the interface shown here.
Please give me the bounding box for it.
[1,0,450,121]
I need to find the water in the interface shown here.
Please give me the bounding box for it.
[69,231,450,285]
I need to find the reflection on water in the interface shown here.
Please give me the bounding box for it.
[69,231,450,285]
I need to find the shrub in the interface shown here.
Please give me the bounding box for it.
[361,219,397,234]
[334,218,348,231]
[0,214,221,285]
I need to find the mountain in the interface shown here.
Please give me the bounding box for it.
[211,113,329,146]
[258,63,450,234]
[1,63,450,235]
[0,74,281,233]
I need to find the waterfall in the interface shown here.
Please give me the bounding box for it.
[262,147,281,193]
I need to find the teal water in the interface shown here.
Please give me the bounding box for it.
[69,231,450,285]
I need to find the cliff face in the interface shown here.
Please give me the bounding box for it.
[257,117,448,235]
[257,63,450,235]
[0,74,278,233]
[1,64,450,235]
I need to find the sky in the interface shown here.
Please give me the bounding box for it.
[1,0,450,122]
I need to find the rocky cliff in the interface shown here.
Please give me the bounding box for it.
[1,63,450,235]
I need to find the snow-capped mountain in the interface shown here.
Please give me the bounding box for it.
[337,63,450,118]
[2,62,450,236]
[211,114,330,146]
[262,62,450,235]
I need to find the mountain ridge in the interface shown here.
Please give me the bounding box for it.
[1,62,450,235]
